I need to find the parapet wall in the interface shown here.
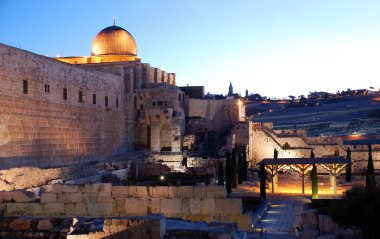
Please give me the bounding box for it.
[0,44,131,169]
[0,184,252,231]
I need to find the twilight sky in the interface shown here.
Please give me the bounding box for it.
[1,0,380,98]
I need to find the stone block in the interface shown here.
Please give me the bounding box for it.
[40,193,57,203]
[136,186,148,198]
[71,193,83,203]
[200,198,215,214]
[128,186,138,197]
[111,186,129,197]
[92,183,112,194]
[29,203,44,215]
[42,203,65,216]
[160,198,182,215]
[151,186,168,198]
[37,219,53,231]
[230,213,252,231]
[3,191,13,202]
[75,203,87,215]
[9,217,31,231]
[57,193,72,203]
[82,193,91,202]
[65,203,76,216]
[6,203,26,215]
[194,186,207,199]
[125,198,147,215]
[181,198,190,214]
[114,198,125,214]
[178,186,194,198]
[86,203,114,216]
[215,199,242,214]
[85,184,92,193]
[52,184,63,193]
[97,193,114,203]
[11,190,35,202]
[168,186,178,198]
[62,185,78,193]
[150,198,161,213]
[206,185,226,199]
[189,198,201,214]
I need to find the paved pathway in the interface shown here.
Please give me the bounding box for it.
[249,196,309,239]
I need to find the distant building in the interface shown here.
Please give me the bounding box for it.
[228,82,233,96]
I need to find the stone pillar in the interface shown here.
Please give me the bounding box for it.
[330,175,337,194]
[273,174,278,189]
[150,124,161,152]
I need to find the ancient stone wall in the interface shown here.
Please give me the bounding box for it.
[0,184,252,231]
[0,44,131,169]
[186,98,245,134]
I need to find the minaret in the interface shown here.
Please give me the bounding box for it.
[245,89,248,97]
[228,82,233,96]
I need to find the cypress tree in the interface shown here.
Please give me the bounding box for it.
[365,144,376,190]
[274,148,278,159]
[225,151,232,193]
[311,162,318,199]
[242,149,248,181]
[231,149,237,188]
[259,162,266,200]
[237,153,243,184]
[217,161,224,186]
[345,148,352,182]
[310,149,315,158]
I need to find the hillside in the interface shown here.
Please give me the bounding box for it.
[246,95,380,137]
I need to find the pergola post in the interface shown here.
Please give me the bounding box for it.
[321,163,347,195]
[330,175,337,194]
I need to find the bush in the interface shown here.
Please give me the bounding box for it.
[328,186,380,238]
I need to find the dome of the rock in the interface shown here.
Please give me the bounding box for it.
[91,25,137,56]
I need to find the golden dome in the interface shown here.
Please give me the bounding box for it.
[91,25,137,56]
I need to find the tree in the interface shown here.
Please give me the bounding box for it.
[310,149,315,158]
[237,153,243,184]
[224,151,232,193]
[242,149,248,181]
[259,162,266,200]
[311,163,318,199]
[231,149,237,188]
[346,148,352,182]
[217,162,224,186]
[274,148,278,159]
[366,144,376,190]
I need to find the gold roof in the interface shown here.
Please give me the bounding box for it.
[91,25,137,56]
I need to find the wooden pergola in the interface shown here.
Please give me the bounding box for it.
[257,157,351,194]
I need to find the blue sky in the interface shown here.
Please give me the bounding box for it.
[1,0,380,98]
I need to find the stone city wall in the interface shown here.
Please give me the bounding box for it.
[0,184,252,231]
[0,44,130,169]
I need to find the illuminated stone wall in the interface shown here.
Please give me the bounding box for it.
[1,184,252,231]
[0,44,131,168]
[186,98,244,133]
[248,122,380,172]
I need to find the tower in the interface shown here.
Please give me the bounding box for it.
[228,82,233,96]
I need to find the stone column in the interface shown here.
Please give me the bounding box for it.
[150,124,161,152]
